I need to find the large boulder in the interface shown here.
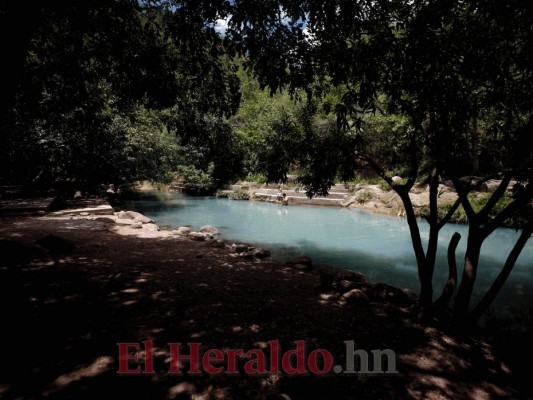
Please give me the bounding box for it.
[125,211,153,224]
[199,225,219,235]
[117,210,153,224]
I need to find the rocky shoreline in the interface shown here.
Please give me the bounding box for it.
[217,178,515,223]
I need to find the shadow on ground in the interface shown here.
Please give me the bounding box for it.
[0,217,525,399]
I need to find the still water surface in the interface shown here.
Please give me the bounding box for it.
[126,191,533,314]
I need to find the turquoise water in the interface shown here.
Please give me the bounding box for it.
[126,191,533,312]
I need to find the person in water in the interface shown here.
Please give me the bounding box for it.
[280,192,289,205]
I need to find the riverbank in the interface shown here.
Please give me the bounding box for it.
[208,178,514,225]
[0,213,527,399]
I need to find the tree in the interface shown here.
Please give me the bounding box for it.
[0,1,244,190]
[216,0,532,326]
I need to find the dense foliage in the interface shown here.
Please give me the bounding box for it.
[0,1,243,191]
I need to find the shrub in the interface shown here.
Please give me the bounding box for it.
[228,188,250,200]
[357,189,373,204]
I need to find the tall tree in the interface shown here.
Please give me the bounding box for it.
[217,0,533,326]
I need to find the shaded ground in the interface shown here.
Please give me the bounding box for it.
[0,216,528,399]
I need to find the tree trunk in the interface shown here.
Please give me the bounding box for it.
[397,189,426,272]
[434,232,461,312]
[453,227,482,325]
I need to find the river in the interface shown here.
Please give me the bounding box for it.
[125,191,533,316]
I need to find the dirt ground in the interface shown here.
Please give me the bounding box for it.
[0,215,528,399]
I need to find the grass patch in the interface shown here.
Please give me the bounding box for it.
[357,189,374,204]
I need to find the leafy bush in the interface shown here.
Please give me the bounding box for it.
[227,188,250,200]
[378,181,392,192]
[244,173,268,184]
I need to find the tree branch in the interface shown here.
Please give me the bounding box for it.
[451,177,477,220]
[437,197,461,230]
[362,155,426,271]
[434,232,461,311]
[480,192,529,239]
[359,155,395,189]
[478,174,512,223]
[470,219,533,322]
[428,167,439,226]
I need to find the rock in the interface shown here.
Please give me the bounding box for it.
[131,222,143,229]
[342,288,369,306]
[73,191,83,199]
[485,179,517,192]
[143,223,160,231]
[372,283,413,306]
[408,191,429,207]
[241,248,271,260]
[190,232,206,241]
[199,225,219,235]
[35,234,75,254]
[251,248,271,259]
[125,211,153,224]
[80,212,90,216]
[177,226,191,235]
[95,217,116,224]
[438,191,458,204]
[337,279,361,294]
[379,191,399,205]
[437,184,453,194]
[231,243,250,253]
[392,176,403,183]
[336,270,367,283]
[118,211,133,220]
